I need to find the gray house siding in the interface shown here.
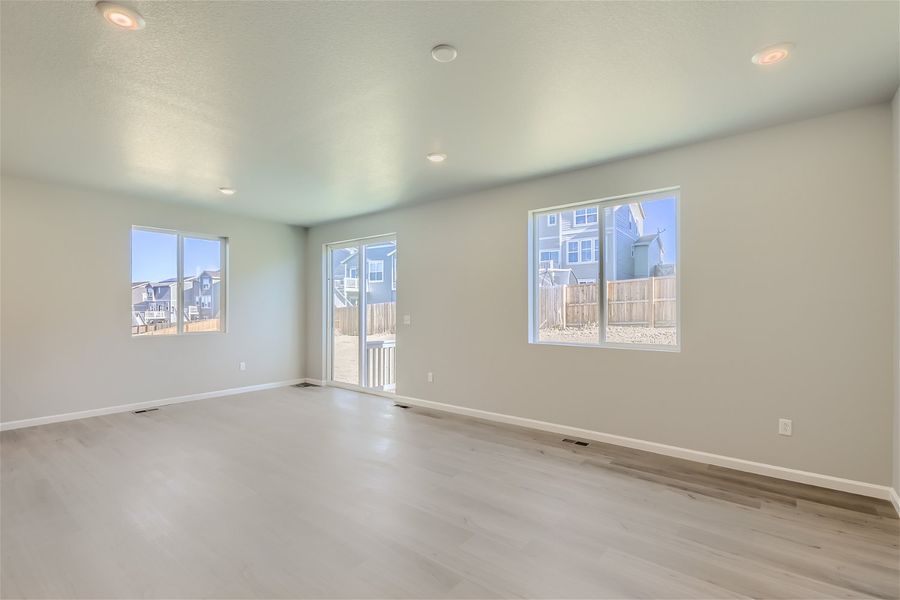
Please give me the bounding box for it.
[334,244,397,306]
[537,202,668,285]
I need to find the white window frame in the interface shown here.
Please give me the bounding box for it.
[391,255,397,290]
[528,187,681,352]
[566,241,579,264]
[566,239,596,264]
[131,226,228,337]
[574,207,598,226]
[367,259,384,283]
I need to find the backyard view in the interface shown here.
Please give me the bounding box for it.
[331,240,397,390]
[536,196,677,346]
[131,228,224,336]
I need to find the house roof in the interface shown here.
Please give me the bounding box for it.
[634,234,659,245]
[539,268,578,286]
[634,233,665,255]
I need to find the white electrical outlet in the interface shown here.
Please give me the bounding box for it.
[239,362,246,371]
[427,372,434,383]
[778,418,792,436]
[403,315,411,325]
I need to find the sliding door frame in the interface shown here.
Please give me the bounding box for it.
[324,233,397,390]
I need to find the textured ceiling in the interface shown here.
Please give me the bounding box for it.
[1,1,898,225]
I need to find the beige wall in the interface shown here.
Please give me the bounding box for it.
[1,176,306,423]
[306,104,895,485]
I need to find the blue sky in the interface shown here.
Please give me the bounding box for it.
[131,229,221,283]
[641,197,677,262]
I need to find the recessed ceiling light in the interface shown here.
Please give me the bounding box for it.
[751,43,794,66]
[218,187,236,196]
[431,44,458,63]
[96,2,145,30]
[426,153,447,163]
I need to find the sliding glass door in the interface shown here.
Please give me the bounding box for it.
[328,236,396,391]
[330,244,360,385]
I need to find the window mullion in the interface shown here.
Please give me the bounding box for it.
[177,234,184,335]
[598,206,607,346]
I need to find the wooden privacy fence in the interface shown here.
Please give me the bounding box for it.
[540,276,676,329]
[334,302,396,336]
[132,318,221,336]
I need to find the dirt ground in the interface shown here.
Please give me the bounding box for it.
[332,332,395,385]
[539,325,676,346]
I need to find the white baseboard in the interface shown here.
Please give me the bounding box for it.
[890,487,900,516]
[322,383,896,502]
[0,379,305,432]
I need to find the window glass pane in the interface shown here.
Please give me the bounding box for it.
[183,237,223,333]
[581,240,592,262]
[367,260,384,282]
[131,228,177,336]
[331,247,359,385]
[364,241,396,392]
[604,198,677,346]
[536,207,599,344]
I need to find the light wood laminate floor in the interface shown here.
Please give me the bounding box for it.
[2,385,898,599]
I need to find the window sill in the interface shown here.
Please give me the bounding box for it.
[529,340,680,353]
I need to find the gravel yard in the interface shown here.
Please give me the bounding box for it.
[539,325,676,346]
[332,332,395,385]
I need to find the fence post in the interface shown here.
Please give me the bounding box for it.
[649,277,656,328]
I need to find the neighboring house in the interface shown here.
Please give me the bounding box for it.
[537,202,671,285]
[333,244,397,307]
[131,278,177,326]
[183,270,221,321]
[131,270,221,328]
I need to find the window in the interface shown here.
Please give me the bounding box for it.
[368,260,384,282]
[539,250,560,267]
[547,214,557,226]
[567,241,579,263]
[566,240,595,264]
[580,239,592,262]
[574,207,598,225]
[530,189,679,350]
[131,227,227,336]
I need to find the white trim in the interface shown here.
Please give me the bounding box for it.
[0,379,305,432]
[330,384,895,501]
[890,487,900,517]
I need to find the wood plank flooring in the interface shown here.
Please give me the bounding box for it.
[2,385,898,599]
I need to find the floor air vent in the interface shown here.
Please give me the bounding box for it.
[293,382,315,388]
[133,408,160,414]
[562,438,590,447]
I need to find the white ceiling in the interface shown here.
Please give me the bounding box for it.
[2,1,898,225]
